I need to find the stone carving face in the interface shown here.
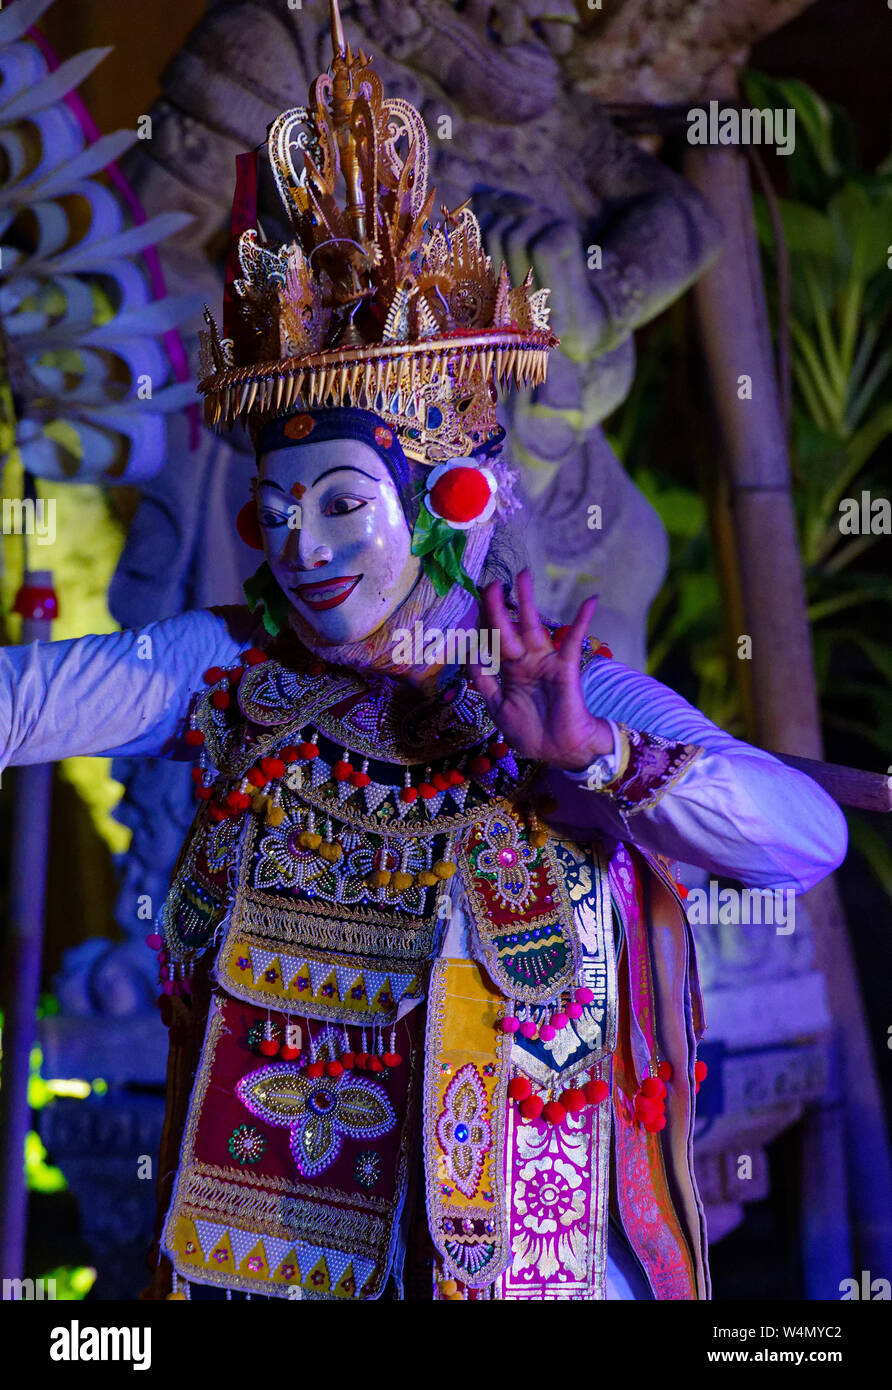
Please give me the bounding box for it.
[257,439,421,644]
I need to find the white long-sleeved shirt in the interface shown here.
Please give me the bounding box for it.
[0,606,847,894]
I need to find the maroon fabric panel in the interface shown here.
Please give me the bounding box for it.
[192,997,419,1210]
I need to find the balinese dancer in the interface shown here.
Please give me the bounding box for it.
[0,2,846,1301]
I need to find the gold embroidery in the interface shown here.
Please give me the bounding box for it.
[423,960,511,1289]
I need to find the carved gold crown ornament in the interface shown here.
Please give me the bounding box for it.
[198,0,557,464]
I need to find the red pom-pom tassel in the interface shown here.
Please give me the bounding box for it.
[584,1078,609,1105]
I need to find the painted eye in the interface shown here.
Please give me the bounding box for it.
[326,496,366,517]
[259,511,289,528]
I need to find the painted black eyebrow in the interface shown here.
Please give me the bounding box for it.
[312,465,382,486]
[258,466,382,493]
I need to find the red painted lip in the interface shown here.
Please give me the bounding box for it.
[293,574,362,610]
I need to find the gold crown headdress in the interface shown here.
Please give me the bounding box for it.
[199,0,557,465]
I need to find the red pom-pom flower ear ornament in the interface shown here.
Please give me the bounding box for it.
[410,459,499,598]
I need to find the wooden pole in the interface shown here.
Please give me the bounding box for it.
[0,571,55,1280]
[683,136,892,1277]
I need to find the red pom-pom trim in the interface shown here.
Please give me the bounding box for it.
[543,1100,567,1127]
[428,467,492,524]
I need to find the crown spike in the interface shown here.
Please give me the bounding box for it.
[330,0,346,59]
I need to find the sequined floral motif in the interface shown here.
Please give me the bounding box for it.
[354,1150,382,1189]
[236,1063,396,1179]
[436,1064,491,1199]
[476,814,537,910]
[228,1124,267,1165]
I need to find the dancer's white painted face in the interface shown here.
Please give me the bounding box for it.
[257,439,421,643]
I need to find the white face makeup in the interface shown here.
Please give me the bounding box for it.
[257,438,422,644]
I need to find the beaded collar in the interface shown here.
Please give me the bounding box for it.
[186,640,545,837]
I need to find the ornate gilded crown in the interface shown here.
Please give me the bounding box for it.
[198,0,557,464]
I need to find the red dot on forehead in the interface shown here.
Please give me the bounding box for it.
[290,482,306,500]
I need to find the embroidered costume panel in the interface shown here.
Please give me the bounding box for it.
[163,996,420,1300]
